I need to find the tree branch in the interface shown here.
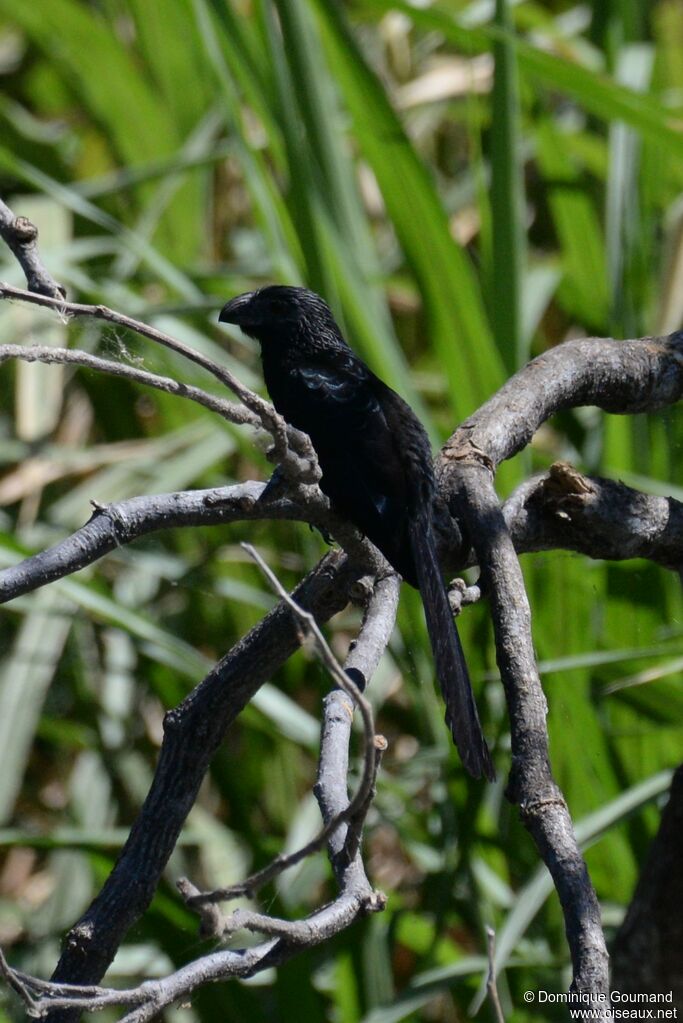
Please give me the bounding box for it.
[319,573,400,875]
[444,460,611,1015]
[181,545,388,920]
[0,342,258,427]
[1,881,386,1023]
[1,562,394,1022]
[45,552,362,1022]
[432,331,683,1012]
[4,463,681,611]
[442,331,683,470]
[0,199,66,298]
[503,462,683,570]
[0,482,388,604]
[0,281,319,481]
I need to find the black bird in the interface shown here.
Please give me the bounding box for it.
[220,286,494,780]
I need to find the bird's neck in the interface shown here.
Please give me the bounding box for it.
[257,322,348,362]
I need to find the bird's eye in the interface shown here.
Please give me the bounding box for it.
[267,297,291,315]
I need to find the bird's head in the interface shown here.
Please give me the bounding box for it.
[219,285,340,345]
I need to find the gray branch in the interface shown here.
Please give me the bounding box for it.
[0,342,258,427]
[0,199,66,298]
[434,330,683,1014]
[503,462,683,570]
[181,545,389,917]
[320,573,400,876]
[442,330,683,470]
[2,567,396,1022]
[452,464,611,1013]
[5,463,678,609]
[0,482,387,604]
[45,551,362,1022]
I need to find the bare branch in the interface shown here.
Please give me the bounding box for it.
[1,564,394,1022]
[342,573,401,687]
[0,199,66,298]
[0,342,258,426]
[0,946,40,1016]
[441,331,683,471]
[0,879,387,1022]
[182,546,388,922]
[448,460,611,1015]
[45,552,361,1019]
[0,960,149,1016]
[320,573,399,874]
[432,336,683,1010]
[0,281,319,481]
[242,544,381,838]
[4,462,680,612]
[0,483,387,604]
[485,927,506,1023]
[502,462,683,570]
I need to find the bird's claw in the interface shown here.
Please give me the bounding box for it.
[309,522,334,545]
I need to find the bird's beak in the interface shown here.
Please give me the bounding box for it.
[218,291,256,326]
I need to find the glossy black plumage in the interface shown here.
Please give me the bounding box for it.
[220,286,494,780]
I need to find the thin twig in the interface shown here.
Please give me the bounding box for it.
[183,543,384,913]
[0,199,65,298]
[0,343,257,426]
[485,927,506,1023]
[0,948,154,1015]
[0,946,40,1016]
[243,543,380,826]
[0,280,319,479]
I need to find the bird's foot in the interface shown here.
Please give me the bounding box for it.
[309,522,334,545]
[258,466,288,502]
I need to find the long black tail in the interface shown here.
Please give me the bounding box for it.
[409,516,494,781]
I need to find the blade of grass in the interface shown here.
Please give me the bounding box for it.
[0,150,203,300]
[536,117,610,329]
[469,768,673,1011]
[490,0,526,371]
[193,0,302,282]
[606,44,654,335]
[0,590,72,823]
[310,0,505,416]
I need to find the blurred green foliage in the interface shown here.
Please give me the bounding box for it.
[0,1,681,1020]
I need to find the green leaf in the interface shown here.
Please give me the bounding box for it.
[310,0,505,417]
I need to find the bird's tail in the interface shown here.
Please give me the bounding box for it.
[409,515,495,781]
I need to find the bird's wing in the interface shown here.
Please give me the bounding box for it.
[289,352,408,524]
[295,354,381,425]
[297,358,493,778]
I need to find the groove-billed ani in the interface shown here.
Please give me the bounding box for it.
[220,286,494,780]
